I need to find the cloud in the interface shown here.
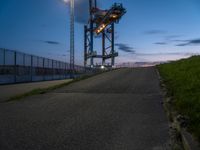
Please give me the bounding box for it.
[173,39,187,42]
[154,42,167,45]
[144,30,167,35]
[176,38,200,46]
[187,39,200,44]
[165,35,183,40]
[176,43,188,46]
[43,41,60,45]
[115,43,135,53]
[153,35,182,46]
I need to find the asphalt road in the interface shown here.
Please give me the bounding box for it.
[0,67,170,150]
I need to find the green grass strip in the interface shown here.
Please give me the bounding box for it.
[8,73,100,102]
[157,56,200,142]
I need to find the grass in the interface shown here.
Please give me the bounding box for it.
[8,73,98,102]
[157,56,200,142]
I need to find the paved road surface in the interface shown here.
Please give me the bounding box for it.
[0,68,170,150]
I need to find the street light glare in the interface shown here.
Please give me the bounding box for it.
[101,65,105,69]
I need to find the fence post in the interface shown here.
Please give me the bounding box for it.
[23,53,25,66]
[37,56,39,81]
[14,51,17,83]
[48,59,49,80]
[31,55,33,82]
[3,49,6,65]
[43,58,45,81]
[52,60,54,80]
[23,53,25,82]
[59,61,61,79]
[65,62,67,79]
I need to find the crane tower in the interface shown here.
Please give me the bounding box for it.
[84,0,126,68]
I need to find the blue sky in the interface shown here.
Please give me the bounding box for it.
[0,0,200,65]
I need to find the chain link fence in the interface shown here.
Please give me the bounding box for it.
[0,49,95,84]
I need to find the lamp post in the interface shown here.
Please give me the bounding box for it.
[63,0,75,79]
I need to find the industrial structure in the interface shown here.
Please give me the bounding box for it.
[84,0,126,68]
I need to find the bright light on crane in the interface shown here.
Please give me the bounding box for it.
[94,3,126,35]
[96,24,106,34]
[101,65,105,69]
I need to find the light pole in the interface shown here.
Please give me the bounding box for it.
[63,0,75,79]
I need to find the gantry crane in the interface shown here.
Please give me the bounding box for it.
[84,0,126,68]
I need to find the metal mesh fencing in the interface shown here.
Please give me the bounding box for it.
[0,49,94,84]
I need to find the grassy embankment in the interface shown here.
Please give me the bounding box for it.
[158,56,200,141]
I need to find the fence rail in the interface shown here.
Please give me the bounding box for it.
[0,48,95,84]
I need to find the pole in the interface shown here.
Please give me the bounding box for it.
[111,23,115,66]
[84,25,87,67]
[14,51,17,83]
[94,0,97,9]
[70,0,75,78]
[52,60,54,80]
[89,0,94,67]
[102,30,106,66]
[3,49,6,65]
[43,58,45,80]
[31,55,33,81]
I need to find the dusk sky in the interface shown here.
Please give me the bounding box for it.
[0,0,200,65]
